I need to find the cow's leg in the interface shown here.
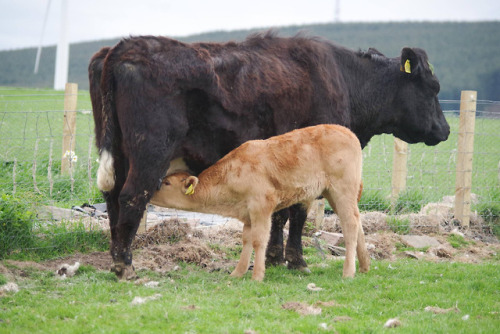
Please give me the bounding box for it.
[103,152,128,276]
[230,223,252,278]
[285,204,310,273]
[106,86,188,279]
[265,209,288,266]
[110,158,169,280]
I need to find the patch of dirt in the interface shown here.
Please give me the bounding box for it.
[320,210,499,264]
[132,219,191,249]
[424,305,460,314]
[1,213,498,282]
[282,301,322,315]
[365,232,399,261]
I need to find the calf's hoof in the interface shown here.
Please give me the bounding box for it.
[342,271,356,279]
[111,263,138,281]
[230,270,245,278]
[359,265,370,273]
[359,259,371,273]
[251,273,265,282]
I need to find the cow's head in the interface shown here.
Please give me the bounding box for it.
[392,48,450,146]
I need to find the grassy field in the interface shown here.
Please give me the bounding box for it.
[0,87,99,206]
[1,254,499,333]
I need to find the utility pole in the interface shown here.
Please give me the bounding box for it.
[334,0,340,23]
[54,0,69,90]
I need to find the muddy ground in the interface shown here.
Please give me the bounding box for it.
[1,211,498,281]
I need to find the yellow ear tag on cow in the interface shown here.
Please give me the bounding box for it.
[404,59,411,73]
[185,184,195,196]
[428,61,435,75]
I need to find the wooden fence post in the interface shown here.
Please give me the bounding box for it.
[61,83,78,174]
[454,90,477,227]
[138,210,148,233]
[391,137,408,203]
[312,199,325,230]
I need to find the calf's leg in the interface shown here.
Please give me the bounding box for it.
[356,224,371,273]
[230,223,253,278]
[323,191,361,278]
[251,216,272,282]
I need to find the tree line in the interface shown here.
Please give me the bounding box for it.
[0,21,499,102]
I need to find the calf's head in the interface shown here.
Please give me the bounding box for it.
[150,172,199,208]
[392,48,450,146]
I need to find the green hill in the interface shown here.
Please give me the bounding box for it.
[1,21,499,101]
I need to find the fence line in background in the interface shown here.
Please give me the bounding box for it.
[387,90,480,227]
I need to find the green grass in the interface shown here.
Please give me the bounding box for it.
[447,234,471,249]
[387,216,411,235]
[0,221,109,261]
[1,255,499,333]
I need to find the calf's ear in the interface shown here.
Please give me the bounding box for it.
[400,47,423,77]
[184,176,199,196]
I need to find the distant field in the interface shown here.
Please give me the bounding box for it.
[1,87,499,209]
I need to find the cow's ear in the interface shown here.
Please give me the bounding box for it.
[400,47,423,76]
[184,176,199,196]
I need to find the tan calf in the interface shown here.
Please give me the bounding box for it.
[151,124,370,281]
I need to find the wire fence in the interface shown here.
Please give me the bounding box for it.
[0,87,499,257]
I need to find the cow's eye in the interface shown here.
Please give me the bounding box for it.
[163,180,171,186]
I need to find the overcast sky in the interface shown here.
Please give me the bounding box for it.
[0,0,499,51]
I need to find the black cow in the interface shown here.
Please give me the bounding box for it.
[89,32,449,279]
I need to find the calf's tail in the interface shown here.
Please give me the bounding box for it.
[357,181,363,203]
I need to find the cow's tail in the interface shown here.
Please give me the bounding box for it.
[89,46,117,192]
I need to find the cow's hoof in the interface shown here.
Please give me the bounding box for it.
[285,249,309,273]
[265,246,285,266]
[287,262,311,274]
[111,263,138,281]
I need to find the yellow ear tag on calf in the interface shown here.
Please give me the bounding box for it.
[185,184,195,196]
[404,59,411,73]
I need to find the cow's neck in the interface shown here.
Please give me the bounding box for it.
[342,54,400,147]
